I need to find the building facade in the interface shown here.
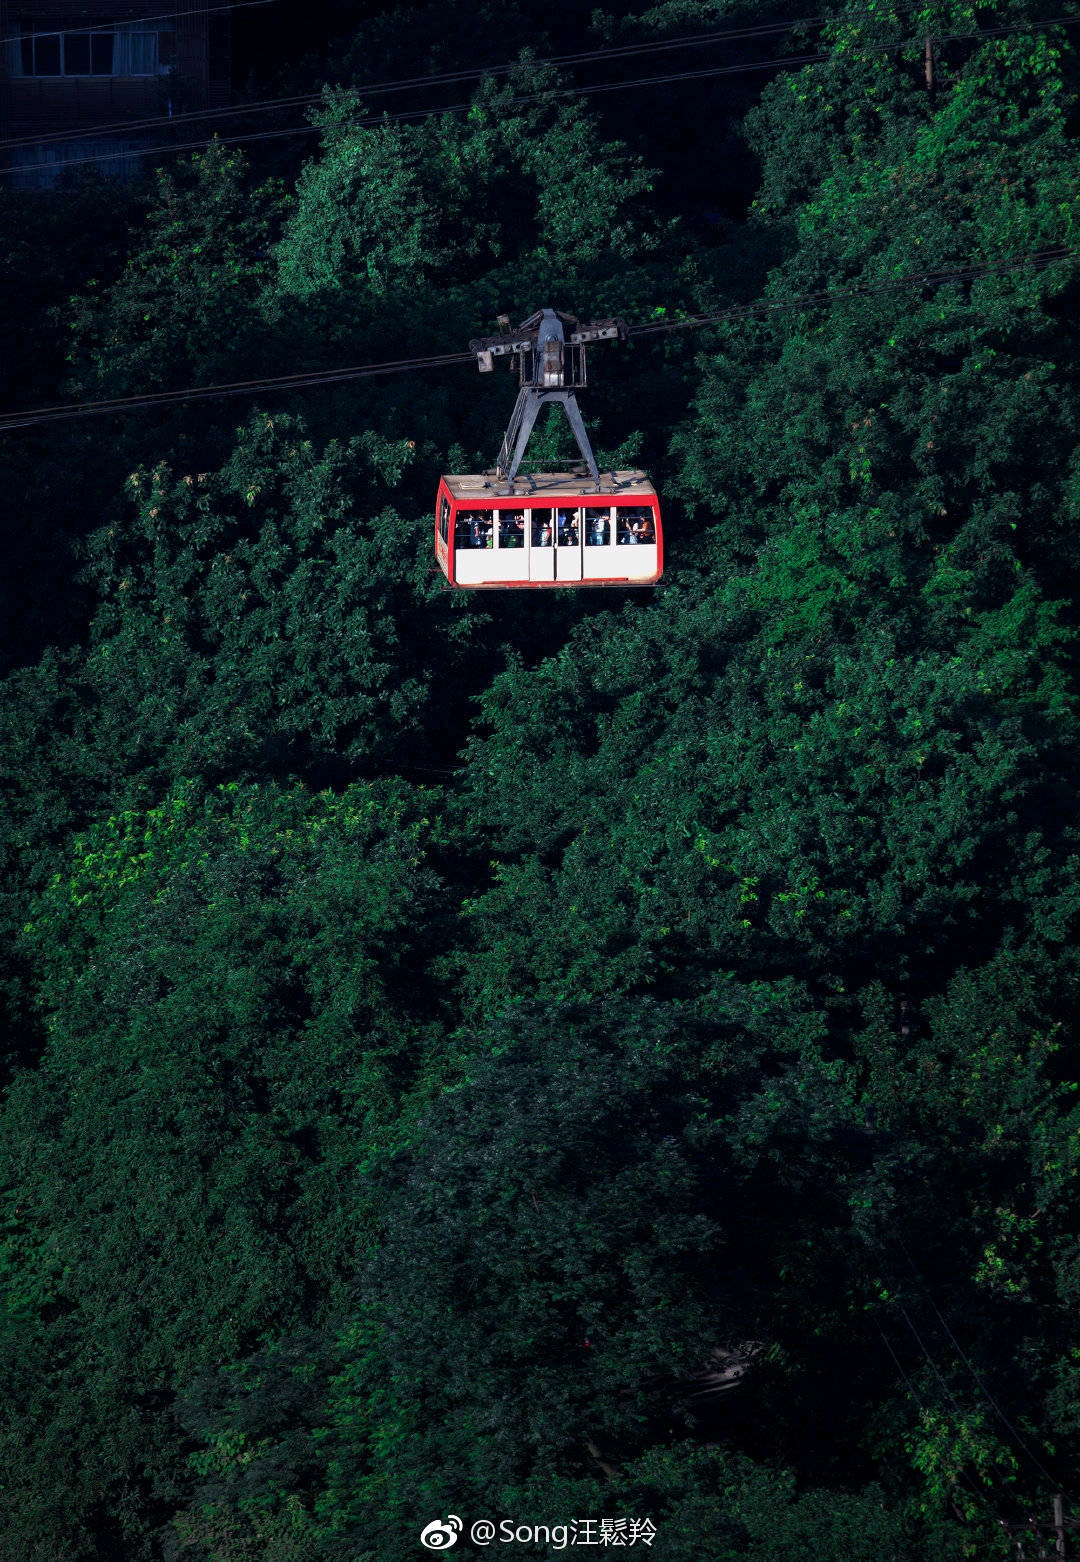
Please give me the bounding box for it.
[0,0,230,186]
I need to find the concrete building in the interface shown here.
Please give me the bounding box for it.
[0,0,230,186]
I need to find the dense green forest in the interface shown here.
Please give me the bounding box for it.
[2,0,1079,1556]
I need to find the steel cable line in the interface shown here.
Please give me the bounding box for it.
[889,1229,1074,1499]
[0,350,475,431]
[5,0,1076,157]
[870,1218,1068,1528]
[879,1320,934,1416]
[888,1293,1034,1522]
[876,1322,1017,1534]
[1,245,1074,434]
[2,7,1077,172]
[0,0,273,48]
[0,13,822,153]
[894,1296,983,1429]
[0,50,829,176]
[5,6,1078,176]
[630,247,1078,340]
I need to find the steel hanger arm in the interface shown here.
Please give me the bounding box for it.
[474,305,623,485]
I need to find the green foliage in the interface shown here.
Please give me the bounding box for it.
[0,411,430,893]
[67,142,289,399]
[451,565,1077,1024]
[167,1001,934,1559]
[273,66,657,305]
[1,777,445,1559]
[2,1,1080,1556]
[619,1443,951,1561]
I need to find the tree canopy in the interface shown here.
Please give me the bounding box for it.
[2,1,1079,1558]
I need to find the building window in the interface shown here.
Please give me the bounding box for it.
[10,26,170,77]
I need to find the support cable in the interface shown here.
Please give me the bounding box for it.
[0,13,822,152]
[891,1294,1031,1518]
[0,0,273,47]
[889,1228,1074,1500]
[2,3,1077,158]
[0,351,474,431]
[0,245,1074,434]
[631,247,1076,339]
[3,10,1078,178]
[877,1322,1018,1537]
[0,52,827,176]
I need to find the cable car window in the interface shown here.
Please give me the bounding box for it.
[584,507,610,546]
[617,507,654,545]
[456,509,493,549]
[556,508,579,546]
[439,497,451,544]
[499,511,525,548]
[532,511,554,548]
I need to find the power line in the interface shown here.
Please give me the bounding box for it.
[0,0,274,49]
[5,8,1078,178]
[877,1322,1016,1534]
[631,246,1077,339]
[0,245,1073,434]
[873,1223,1077,1545]
[0,13,820,153]
[890,1291,1038,1526]
[0,50,827,177]
[0,350,474,431]
[5,2,1077,158]
[890,1229,1074,1500]
[875,1330,1019,1524]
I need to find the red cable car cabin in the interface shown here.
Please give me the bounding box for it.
[435,471,662,589]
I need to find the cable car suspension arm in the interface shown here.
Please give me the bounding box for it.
[469,308,627,488]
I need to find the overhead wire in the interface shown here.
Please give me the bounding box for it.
[889,1229,1074,1499]
[4,2,1077,158]
[875,1318,1025,1537]
[631,246,1077,340]
[3,8,1078,178]
[891,1290,1051,1523]
[0,0,274,48]
[0,244,1074,434]
[0,13,822,152]
[876,1321,1017,1535]
[0,49,829,176]
[869,1214,1079,1539]
[0,350,475,431]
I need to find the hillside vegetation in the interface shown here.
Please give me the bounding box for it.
[1,2,1079,1557]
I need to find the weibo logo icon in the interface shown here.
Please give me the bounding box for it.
[420,1515,464,1550]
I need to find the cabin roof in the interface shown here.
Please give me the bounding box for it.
[441,471,657,500]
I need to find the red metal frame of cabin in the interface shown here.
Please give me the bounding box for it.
[435,479,663,589]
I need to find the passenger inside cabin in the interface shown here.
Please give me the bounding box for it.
[500,512,525,548]
[585,509,609,546]
[617,508,653,545]
[454,510,494,548]
[557,509,579,546]
[533,514,553,547]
